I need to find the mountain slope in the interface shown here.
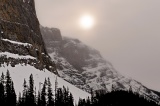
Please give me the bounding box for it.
[0,0,90,101]
[0,64,90,102]
[0,0,159,104]
[41,26,160,103]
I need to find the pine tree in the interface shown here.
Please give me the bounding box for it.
[34,87,37,105]
[78,98,84,106]
[68,93,74,106]
[22,79,28,106]
[63,86,69,105]
[90,88,94,104]
[86,97,91,106]
[11,81,17,106]
[55,88,63,106]
[28,74,36,106]
[55,77,59,106]
[55,76,58,95]
[41,78,47,106]
[0,79,5,106]
[47,78,54,106]
[0,72,5,84]
[5,70,16,106]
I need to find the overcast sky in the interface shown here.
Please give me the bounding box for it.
[35,0,160,91]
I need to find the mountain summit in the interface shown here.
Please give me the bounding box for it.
[41,26,160,103]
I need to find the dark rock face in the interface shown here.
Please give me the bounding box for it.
[0,0,57,74]
[40,26,62,42]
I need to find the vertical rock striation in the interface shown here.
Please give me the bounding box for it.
[0,0,57,74]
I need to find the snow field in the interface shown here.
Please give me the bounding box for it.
[0,64,90,102]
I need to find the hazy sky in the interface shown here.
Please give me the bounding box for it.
[35,0,160,91]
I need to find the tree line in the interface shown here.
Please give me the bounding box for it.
[0,70,159,106]
[78,89,159,106]
[0,70,74,106]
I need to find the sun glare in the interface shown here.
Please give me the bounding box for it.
[79,14,94,29]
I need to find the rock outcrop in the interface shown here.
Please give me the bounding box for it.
[41,26,160,103]
[0,0,57,74]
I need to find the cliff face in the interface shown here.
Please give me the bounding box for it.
[41,26,62,42]
[40,26,120,91]
[0,0,57,74]
[0,0,159,103]
[0,1,90,100]
[41,26,160,102]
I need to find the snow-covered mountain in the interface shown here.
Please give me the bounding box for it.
[0,0,90,101]
[41,26,160,103]
[0,0,159,104]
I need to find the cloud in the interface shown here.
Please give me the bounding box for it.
[35,0,160,91]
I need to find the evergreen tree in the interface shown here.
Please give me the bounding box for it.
[78,98,82,106]
[0,72,5,84]
[55,76,58,96]
[68,93,74,106]
[55,88,63,106]
[55,77,59,106]
[78,98,86,106]
[85,97,91,106]
[22,79,28,106]
[27,74,36,106]
[63,86,69,105]
[11,81,17,106]
[41,78,47,106]
[47,78,54,106]
[0,79,5,106]
[5,70,16,106]
[90,88,94,105]
[34,87,37,105]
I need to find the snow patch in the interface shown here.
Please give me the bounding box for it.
[2,39,32,47]
[0,52,36,60]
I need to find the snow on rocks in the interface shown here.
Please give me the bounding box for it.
[0,52,36,60]
[1,39,32,47]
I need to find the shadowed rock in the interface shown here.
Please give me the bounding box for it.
[0,0,57,74]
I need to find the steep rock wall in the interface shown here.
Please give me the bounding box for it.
[0,0,57,74]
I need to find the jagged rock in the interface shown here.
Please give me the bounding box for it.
[0,0,159,103]
[41,26,160,103]
[40,26,62,42]
[0,0,57,74]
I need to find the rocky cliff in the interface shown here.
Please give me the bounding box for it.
[41,26,160,103]
[0,1,90,100]
[0,0,57,74]
[0,0,159,103]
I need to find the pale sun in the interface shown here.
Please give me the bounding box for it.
[79,14,94,29]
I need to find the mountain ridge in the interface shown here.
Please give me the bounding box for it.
[40,26,160,103]
[0,0,159,104]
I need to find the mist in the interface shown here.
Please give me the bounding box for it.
[35,0,160,91]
